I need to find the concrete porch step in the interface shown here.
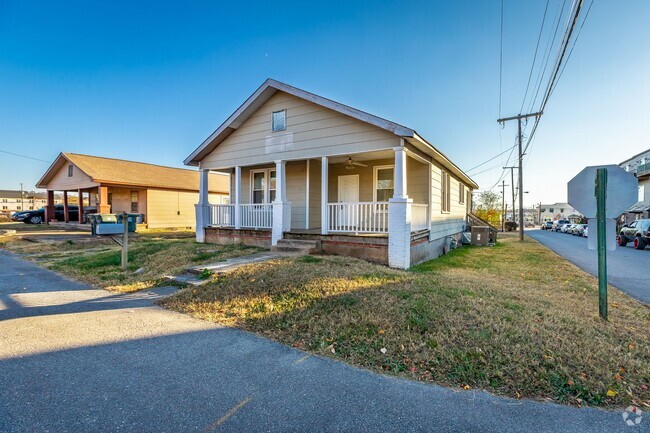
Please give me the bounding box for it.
[270,239,321,255]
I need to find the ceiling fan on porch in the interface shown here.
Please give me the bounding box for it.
[341,156,368,170]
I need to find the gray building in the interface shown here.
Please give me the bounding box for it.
[619,148,650,224]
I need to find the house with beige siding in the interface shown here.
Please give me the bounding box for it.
[36,153,229,228]
[186,79,478,269]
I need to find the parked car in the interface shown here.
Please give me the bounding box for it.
[552,219,570,232]
[542,221,553,230]
[560,223,573,233]
[572,224,587,236]
[505,221,519,232]
[11,205,96,224]
[617,219,650,250]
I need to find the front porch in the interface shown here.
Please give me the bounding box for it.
[196,146,436,268]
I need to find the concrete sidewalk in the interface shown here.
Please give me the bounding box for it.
[0,251,638,432]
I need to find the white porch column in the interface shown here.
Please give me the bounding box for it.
[321,156,328,235]
[388,145,412,269]
[272,160,291,245]
[234,166,241,229]
[393,145,408,199]
[195,168,211,243]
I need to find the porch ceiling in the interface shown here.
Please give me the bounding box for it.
[326,150,394,164]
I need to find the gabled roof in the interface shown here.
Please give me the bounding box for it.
[184,79,478,189]
[37,153,229,193]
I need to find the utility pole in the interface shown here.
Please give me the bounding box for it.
[19,182,24,211]
[499,180,509,232]
[537,201,542,225]
[503,166,517,223]
[498,111,543,241]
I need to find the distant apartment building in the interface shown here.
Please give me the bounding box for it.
[0,190,60,215]
[539,203,582,223]
[620,148,650,223]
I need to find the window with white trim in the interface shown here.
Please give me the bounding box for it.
[373,166,394,201]
[441,171,451,212]
[272,110,286,132]
[251,169,276,204]
[459,183,465,204]
[68,165,74,177]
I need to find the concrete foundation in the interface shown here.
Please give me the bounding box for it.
[410,231,463,266]
[205,227,272,248]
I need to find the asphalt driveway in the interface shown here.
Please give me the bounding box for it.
[527,228,649,305]
[0,251,640,432]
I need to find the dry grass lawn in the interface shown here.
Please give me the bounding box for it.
[1,228,259,292]
[161,234,650,408]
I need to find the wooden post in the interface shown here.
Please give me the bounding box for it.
[45,190,55,224]
[78,189,85,223]
[121,211,129,271]
[497,111,542,240]
[596,168,608,320]
[63,191,70,223]
[98,186,111,214]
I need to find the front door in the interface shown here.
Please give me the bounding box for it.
[337,175,359,228]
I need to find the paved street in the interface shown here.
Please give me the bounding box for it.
[0,251,638,433]
[527,228,650,305]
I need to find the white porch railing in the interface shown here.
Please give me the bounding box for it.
[327,202,389,233]
[207,204,273,229]
[240,204,273,229]
[411,203,429,232]
[209,204,234,227]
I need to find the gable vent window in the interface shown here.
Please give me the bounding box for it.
[68,165,74,177]
[272,110,286,132]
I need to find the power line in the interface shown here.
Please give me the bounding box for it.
[0,149,50,163]
[550,0,595,98]
[465,142,517,173]
[523,0,586,155]
[520,0,550,114]
[528,0,568,114]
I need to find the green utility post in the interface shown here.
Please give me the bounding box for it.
[121,211,129,271]
[595,168,607,320]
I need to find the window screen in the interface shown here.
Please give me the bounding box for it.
[272,110,286,132]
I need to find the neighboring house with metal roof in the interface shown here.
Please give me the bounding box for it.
[185,79,478,269]
[0,190,61,215]
[36,153,229,228]
[619,148,650,223]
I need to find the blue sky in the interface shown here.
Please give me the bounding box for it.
[1,1,648,206]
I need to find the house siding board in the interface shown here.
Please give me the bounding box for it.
[308,159,321,229]
[44,162,99,191]
[326,158,428,204]
[429,162,470,239]
[200,92,400,169]
[147,188,227,228]
[237,163,306,230]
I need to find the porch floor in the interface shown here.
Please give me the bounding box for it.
[286,228,388,238]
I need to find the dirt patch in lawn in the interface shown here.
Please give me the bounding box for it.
[160,235,650,408]
[1,231,260,292]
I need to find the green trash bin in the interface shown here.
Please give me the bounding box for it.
[116,214,137,232]
[87,214,98,235]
